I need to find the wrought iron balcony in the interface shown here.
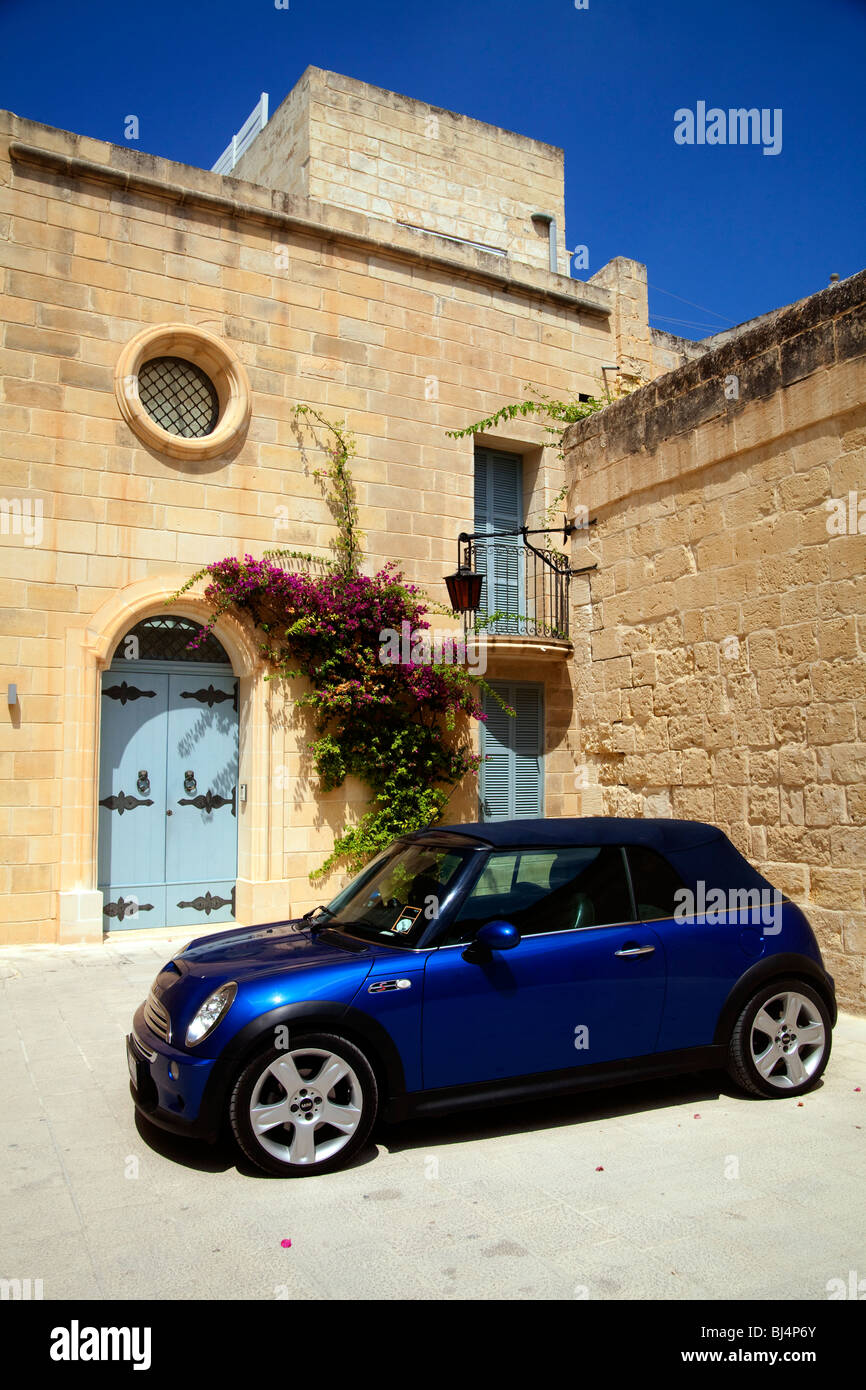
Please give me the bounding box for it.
[473,536,571,638]
[445,521,596,642]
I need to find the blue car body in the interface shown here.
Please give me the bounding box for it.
[127,819,836,1150]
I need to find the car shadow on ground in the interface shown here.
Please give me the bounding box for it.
[131,1109,375,1179]
[378,1069,733,1158]
[134,1067,764,1180]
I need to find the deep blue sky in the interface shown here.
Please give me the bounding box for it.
[2,0,864,338]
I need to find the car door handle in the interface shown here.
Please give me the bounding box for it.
[615,944,655,957]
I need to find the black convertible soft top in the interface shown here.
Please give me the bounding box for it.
[416,818,776,894]
[435,817,718,852]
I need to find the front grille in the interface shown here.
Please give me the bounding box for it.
[129,1031,156,1063]
[144,990,171,1043]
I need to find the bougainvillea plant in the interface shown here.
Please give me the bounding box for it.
[174,408,492,882]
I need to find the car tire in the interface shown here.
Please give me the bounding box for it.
[229,1031,378,1177]
[727,977,832,1099]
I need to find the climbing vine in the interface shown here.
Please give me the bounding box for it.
[293,404,363,574]
[446,380,641,556]
[444,383,610,450]
[174,407,491,882]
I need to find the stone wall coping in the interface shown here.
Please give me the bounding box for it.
[4,118,611,319]
[563,268,866,464]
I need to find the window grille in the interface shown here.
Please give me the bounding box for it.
[138,357,219,438]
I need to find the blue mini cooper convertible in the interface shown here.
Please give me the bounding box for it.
[127,818,836,1176]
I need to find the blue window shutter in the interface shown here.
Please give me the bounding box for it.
[492,543,522,635]
[489,452,523,531]
[474,451,491,619]
[513,685,544,817]
[480,689,513,821]
[474,450,489,529]
[480,682,543,821]
[474,448,524,633]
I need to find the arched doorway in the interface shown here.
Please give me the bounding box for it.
[98,614,239,931]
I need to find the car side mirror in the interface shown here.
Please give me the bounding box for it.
[462,919,521,963]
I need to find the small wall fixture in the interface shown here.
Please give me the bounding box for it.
[531,212,558,275]
[7,684,17,706]
[601,363,619,401]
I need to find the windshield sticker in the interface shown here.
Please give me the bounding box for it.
[392,907,423,933]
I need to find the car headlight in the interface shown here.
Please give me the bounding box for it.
[185,983,237,1047]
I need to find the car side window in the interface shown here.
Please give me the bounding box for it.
[626,845,686,920]
[472,852,518,898]
[443,846,634,943]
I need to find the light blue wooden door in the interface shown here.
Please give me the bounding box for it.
[479,681,544,821]
[98,674,169,926]
[98,663,238,930]
[165,673,238,927]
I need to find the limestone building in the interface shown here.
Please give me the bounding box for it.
[0,68,687,948]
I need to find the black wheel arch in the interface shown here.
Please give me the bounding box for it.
[195,1000,406,1139]
[713,953,837,1046]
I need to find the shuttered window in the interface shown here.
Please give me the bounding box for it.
[474,447,525,634]
[480,681,544,821]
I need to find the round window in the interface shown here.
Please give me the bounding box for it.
[114,324,251,461]
[138,357,220,439]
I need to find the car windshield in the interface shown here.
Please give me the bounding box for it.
[323,841,472,945]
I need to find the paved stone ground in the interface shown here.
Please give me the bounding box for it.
[1,933,864,1301]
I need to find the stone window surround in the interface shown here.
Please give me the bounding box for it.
[114,323,252,461]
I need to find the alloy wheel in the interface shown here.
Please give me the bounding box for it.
[749,990,826,1090]
[248,1047,364,1165]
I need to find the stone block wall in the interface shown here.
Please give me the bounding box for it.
[563,271,866,1012]
[234,67,570,275]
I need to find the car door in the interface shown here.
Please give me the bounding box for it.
[624,843,774,1054]
[421,845,667,1090]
